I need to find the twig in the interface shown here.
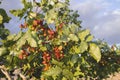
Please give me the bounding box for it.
[19,73,27,80]
[0,65,11,80]
[13,68,27,80]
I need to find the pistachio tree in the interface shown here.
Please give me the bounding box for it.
[0,0,120,80]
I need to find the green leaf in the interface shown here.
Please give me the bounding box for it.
[0,28,10,39]
[29,12,37,18]
[6,55,13,64]
[78,29,90,41]
[16,33,26,49]
[40,46,47,51]
[10,9,24,18]
[22,0,26,5]
[0,14,3,24]
[7,34,16,41]
[69,23,79,33]
[62,69,73,80]
[14,31,23,41]
[0,8,11,23]
[71,42,88,54]
[16,31,39,49]
[116,50,120,55]
[62,27,70,36]
[27,54,35,62]
[70,54,79,65]
[52,59,63,67]
[72,46,81,54]
[41,0,47,6]
[43,66,62,76]
[69,34,78,42]
[60,35,68,42]
[51,38,61,45]
[5,31,22,46]
[89,43,101,62]
[9,50,21,56]
[10,0,32,19]
[79,41,88,53]
[74,71,84,76]
[62,77,67,80]
[23,63,31,71]
[86,35,94,42]
[55,2,65,8]
[45,9,58,24]
[0,47,8,56]
[27,31,39,47]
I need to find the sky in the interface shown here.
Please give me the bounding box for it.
[0,0,120,45]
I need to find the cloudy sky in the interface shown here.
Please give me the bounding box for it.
[0,0,120,45]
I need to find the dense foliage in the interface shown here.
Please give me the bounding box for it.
[0,0,120,80]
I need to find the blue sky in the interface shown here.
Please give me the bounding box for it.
[71,0,120,45]
[0,0,120,45]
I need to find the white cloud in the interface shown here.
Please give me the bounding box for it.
[112,9,120,15]
[70,0,109,28]
[70,0,120,44]
[93,12,120,44]
[92,10,120,44]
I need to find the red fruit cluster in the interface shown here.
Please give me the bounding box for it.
[27,46,37,53]
[19,19,43,31]
[47,29,56,40]
[53,46,64,60]
[18,50,29,60]
[19,22,28,29]
[42,51,51,71]
[22,45,38,53]
[56,23,64,31]
[40,27,56,40]
[31,19,43,31]
[18,45,39,59]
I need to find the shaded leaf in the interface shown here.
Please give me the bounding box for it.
[86,34,94,42]
[0,14,3,24]
[70,54,79,65]
[27,31,39,47]
[62,27,70,36]
[69,23,79,33]
[0,8,11,23]
[62,69,73,80]
[10,9,24,18]
[72,46,81,54]
[74,71,84,76]
[78,29,90,41]
[72,42,88,54]
[0,28,10,39]
[52,59,63,67]
[69,34,78,42]
[45,9,58,24]
[44,66,62,76]
[0,47,8,56]
[79,41,88,53]
[89,43,101,62]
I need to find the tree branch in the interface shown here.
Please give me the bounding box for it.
[19,73,27,80]
[0,65,11,80]
[13,68,27,80]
